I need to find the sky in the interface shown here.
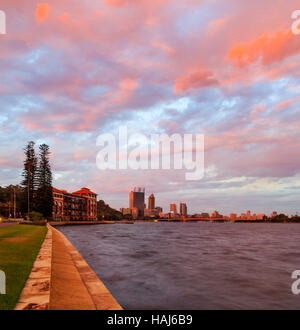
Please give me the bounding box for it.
[0,0,300,215]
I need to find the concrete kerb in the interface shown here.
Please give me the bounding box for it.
[49,225,123,310]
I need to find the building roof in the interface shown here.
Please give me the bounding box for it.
[72,187,97,196]
[53,187,97,197]
[53,187,66,194]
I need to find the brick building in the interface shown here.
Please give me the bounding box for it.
[53,187,97,221]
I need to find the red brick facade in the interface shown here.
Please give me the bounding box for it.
[53,187,97,221]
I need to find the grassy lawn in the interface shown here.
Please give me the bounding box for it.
[0,224,47,310]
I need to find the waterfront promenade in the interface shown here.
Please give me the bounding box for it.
[14,224,122,310]
[49,225,122,310]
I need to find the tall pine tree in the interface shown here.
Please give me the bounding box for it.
[21,141,38,215]
[36,144,54,218]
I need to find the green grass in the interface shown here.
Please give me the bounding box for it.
[0,224,47,310]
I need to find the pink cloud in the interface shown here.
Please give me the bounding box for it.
[35,3,51,24]
[174,70,218,93]
[250,104,265,116]
[274,97,300,112]
[227,29,300,67]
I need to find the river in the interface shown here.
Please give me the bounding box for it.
[58,222,300,309]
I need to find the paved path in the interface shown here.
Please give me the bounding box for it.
[49,227,122,310]
[49,228,96,310]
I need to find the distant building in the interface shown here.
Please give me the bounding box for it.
[148,194,155,209]
[246,210,251,220]
[53,187,97,221]
[257,213,265,220]
[230,213,237,221]
[180,203,187,217]
[120,208,132,216]
[131,207,139,220]
[200,212,210,218]
[129,187,145,218]
[155,206,163,213]
[144,208,159,217]
[170,203,177,214]
[159,212,171,219]
[270,211,277,218]
[211,211,222,218]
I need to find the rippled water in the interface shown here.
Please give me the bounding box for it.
[58,222,300,310]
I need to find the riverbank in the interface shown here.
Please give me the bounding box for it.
[49,225,122,310]
[12,224,122,310]
[49,220,116,226]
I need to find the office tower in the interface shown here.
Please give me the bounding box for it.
[129,187,145,217]
[148,193,155,209]
[211,210,222,218]
[180,203,187,217]
[170,203,177,214]
[246,210,251,219]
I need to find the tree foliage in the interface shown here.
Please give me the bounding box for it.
[35,144,53,218]
[97,200,123,220]
[20,142,53,219]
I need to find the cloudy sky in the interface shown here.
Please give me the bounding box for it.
[1,0,300,215]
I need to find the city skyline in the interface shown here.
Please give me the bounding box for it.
[124,188,287,219]
[1,1,300,215]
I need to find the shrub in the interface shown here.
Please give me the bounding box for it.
[28,211,44,221]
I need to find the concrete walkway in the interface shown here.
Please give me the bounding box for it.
[49,226,122,310]
[49,228,96,309]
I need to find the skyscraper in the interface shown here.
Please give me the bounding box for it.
[129,187,145,217]
[170,203,177,214]
[180,203,187,217]
[148,193,155,209]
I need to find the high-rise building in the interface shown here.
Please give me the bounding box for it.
[129,187,145,217]
[148,193,155,209]
[170,203,177,214]
[180,203,187,217]
[155,206,163,213]
[211,211,222,218]
[246,210,251,219]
